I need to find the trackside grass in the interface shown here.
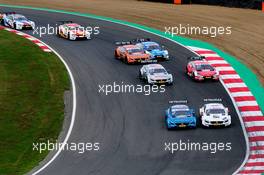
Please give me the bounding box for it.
[0,30,69,174]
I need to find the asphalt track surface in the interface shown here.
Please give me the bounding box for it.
[1,7,246,175]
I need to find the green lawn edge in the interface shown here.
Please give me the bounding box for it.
[0,4,262,113]
[0,29,69,174]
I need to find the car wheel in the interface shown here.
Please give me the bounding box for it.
[13,23,16,29]
[168,81,173,86]
[201,123,207,129]
[138,71,143,79]
[165,119,170,130]
[147,78,152,84]
[185,68,189,75]
[124,57,129,64]
[192,73,196,80]
[68,33,75,40]
[166,123,173,131]
[114,51,119,59]
[57,29,60,37]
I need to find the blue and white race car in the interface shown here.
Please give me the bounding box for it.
[165,104,197,129]
[2,13,35,30]
[136,41,169,61]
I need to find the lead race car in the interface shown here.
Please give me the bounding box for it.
[1,12,35,30]
[57,21,91,40]
[135,39,169,61]
[114,41,150,64]
[165,104,197,130]
[186,56,219,81]
[139,64,173,85]
[200,103,231,127]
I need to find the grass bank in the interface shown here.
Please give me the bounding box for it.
[0,30,70,174]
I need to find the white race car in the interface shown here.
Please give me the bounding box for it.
[2,13,35,30]
[199,103,231,127]
[139,64,173,85]
[57,21,91,40]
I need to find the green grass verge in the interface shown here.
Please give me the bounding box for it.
[0,30,70,175]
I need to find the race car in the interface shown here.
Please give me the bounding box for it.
[135,40,169,61]
[57,21,91,40]
[114,43,150,64]
[139,64,173,85]
[186,56,219,81]
[199,103,231,127]
[165,104,197,129]
[2,13,35,30]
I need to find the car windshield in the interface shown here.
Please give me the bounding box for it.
[171,110,191,118]
[149,68,166,74]
[206,108,225,115]
[147,44,161,51]
[196,64,214,71]
[14,16,27,21]
[128,48,143,54]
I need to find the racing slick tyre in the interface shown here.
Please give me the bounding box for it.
[13,23,17,30]
[185,68,189,75]
[167,82,173,86]
[147,78,152,84]
[192,73,196,80]
[165,119,173,131]
[114,51,119,59]
[138,71,143,79]
[124,57,129,64]
[57,29,60,37]
[201,122,208,129]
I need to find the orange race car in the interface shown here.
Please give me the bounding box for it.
[114,42,151,64]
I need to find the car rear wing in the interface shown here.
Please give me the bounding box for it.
[57,21,74,24]
[132,38,151,43]
[187,56,206,61]
[0,12,16,19]
[115,41,133,46]
[115,38,151,46]
[169,100,188,104]
[1,12,16,15]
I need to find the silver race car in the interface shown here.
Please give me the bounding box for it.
[139,64,173,85]
[2,12,35,30]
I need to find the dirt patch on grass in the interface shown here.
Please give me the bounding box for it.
[0,0,263,85]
